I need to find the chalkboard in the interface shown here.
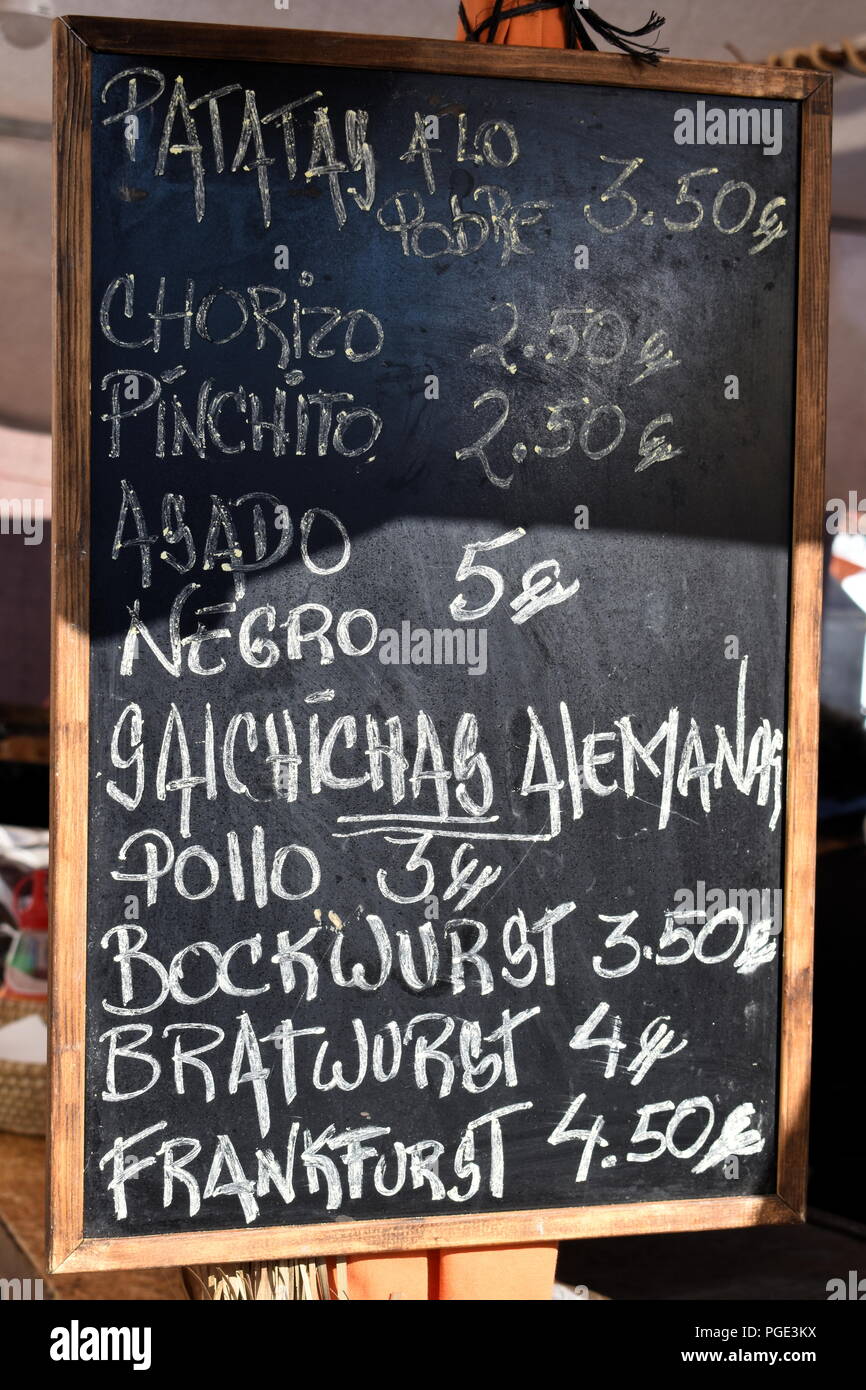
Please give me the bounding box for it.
[50,18,830,1272]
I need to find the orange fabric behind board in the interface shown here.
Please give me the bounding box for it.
[457,0,576,48]
[340,1243,559,1301]
[337,0,570,1304]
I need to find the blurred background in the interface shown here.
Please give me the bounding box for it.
[0,0,864,1300]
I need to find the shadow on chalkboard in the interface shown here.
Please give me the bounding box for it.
[84,454,800,646]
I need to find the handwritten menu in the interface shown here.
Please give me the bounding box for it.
[84,50,799,1238]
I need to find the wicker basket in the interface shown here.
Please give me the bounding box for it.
[0,996,47,1136]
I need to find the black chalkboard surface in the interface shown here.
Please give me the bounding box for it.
[50,19,830,1271]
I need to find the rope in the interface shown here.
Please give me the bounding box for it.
[766,34,866,74]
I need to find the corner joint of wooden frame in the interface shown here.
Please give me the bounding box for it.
[48,1236,86,1276]
[802,72,833,114]
[774,1192,806,1224]
[56,15,90,50]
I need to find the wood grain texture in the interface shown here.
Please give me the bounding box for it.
[48,16,91,1275]
[49,16,829,1271]
[63,15,822,100]
[776,76,832,1219]
[53,1194,799,1274]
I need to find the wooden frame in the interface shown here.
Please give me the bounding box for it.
[50,15,831,1273]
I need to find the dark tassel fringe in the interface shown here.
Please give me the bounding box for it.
[459,2,667,64]
[569,7,667,62]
